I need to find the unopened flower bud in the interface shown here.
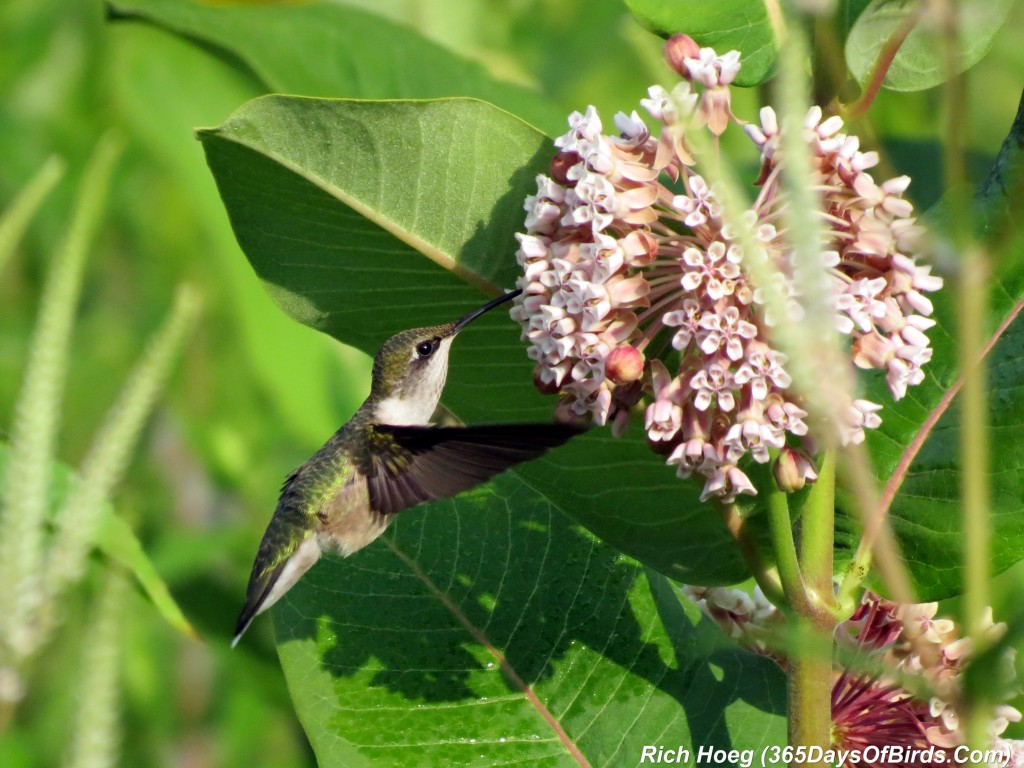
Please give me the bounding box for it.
[851,332,894,369]
[550,151,580,184]
[621,229,658,266]
[533,364,563,395]
[606,345,645,384]
[664,34,701,77]
[773,447,818,492]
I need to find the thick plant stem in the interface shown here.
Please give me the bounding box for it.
[784,456,839,757]
[800,451,836,615]
[787,615,836,763]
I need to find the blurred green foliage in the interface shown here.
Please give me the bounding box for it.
[3,0,1024,765]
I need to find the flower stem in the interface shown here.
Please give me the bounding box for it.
[836,445,916,615]
[784,454,840,758]
[766,487,813,617]
[936,0,991,748]
[800,450,837,616]
[844,1,925,119]
[717,501,785,608]
[769,459,839,756]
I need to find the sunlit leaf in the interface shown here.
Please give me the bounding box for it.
[846,0,1012,92]
[271,475,786,766]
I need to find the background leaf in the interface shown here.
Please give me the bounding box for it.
[0,443,197,639]
[106,0,565,134]
[846,0,1013,92]
[622,0,776,87]
[197,95,761,587]
[273,474,786,766]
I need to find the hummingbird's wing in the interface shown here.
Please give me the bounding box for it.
[365,423,584,514]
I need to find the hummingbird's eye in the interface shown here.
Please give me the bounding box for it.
[416,340,435,358]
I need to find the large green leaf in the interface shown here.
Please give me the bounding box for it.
[272,474,785,766]
[846,0,1012,92]
[106,0,565,135]
[622,0,776,87]
[197,95,757,587]
[198,91,1024,604]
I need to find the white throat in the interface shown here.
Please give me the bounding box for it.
[375,338,453,425]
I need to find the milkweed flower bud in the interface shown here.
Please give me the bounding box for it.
[773,446,818,492]
[606,345,645,384]
[664,34,702,77]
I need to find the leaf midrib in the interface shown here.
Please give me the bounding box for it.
[384,537,595,768]
[197,112,504,296]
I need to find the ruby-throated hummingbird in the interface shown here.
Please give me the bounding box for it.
[233,289,581,646]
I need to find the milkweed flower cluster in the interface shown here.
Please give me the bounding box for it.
[684,587,1023,763]
[510,34,943,502]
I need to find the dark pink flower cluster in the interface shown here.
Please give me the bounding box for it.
[685,587,1022,761]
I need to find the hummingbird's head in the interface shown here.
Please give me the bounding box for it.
[370,290,521,425]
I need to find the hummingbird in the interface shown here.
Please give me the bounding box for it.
[233,289,582,646]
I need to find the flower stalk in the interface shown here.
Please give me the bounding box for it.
[717,501,785,608]
[0,135,121,666]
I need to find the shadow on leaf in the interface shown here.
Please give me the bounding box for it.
[273,473,784,747]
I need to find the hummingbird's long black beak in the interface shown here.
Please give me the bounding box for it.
[452,288,522,333]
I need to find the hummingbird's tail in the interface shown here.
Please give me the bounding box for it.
[232,533,320,648]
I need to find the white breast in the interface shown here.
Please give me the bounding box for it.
[375,395,436,425]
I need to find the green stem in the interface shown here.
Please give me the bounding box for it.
[717,501,785,608]
[766,488,814,617]
[786,454,841,759]
[0,156,64,277]
[787,616,836,763]
[800,451,837,615]
[937,0,990,749]
[0,698,12,741]
[772,460,839,758]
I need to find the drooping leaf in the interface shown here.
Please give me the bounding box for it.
[196,95,760,587]
[105,0,565,134]
[272,474,786,766]
[94,511,199,641]
[622,0,776,87]
[846,0,1012,92]
[0,444,198,639]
